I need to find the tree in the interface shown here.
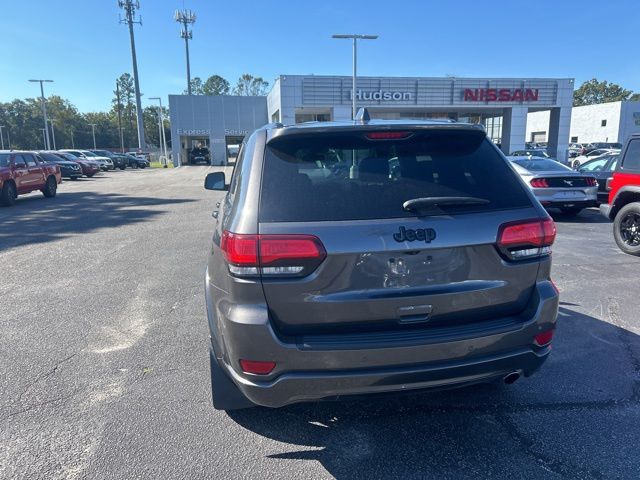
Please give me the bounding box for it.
[203,75,230,95]
[233,74,269,96]
[113,73,137,147]
[573,78,634,106]
[185,77,205,95]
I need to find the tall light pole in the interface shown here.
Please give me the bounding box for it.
[41,128,47,149]
[331,34,378,119]
[118,0,146,150]
[70,128,75,148]
[0,126,5,150]
[49,119,57,150]
[115,81,125,153]
[174,9,196,95]
[89,124,97,149]
[29,79,54,149]
[149,97,168,165]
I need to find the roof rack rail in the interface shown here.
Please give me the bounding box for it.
[263,122,284,129]
[355,107,370,124]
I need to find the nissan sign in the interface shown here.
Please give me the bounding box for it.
[463,88,539,102]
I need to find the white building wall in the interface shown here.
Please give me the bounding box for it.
[618,101,640,143]
[526,111,551,141]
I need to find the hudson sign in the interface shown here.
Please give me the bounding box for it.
[463,88,540,102]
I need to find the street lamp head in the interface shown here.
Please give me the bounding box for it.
[331,34,378,40]
[28,79,54,83]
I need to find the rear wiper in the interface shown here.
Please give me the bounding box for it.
[403,196,490,212]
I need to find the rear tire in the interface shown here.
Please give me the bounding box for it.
[613,202,640,256]
[0,182,17,206]
[560,206,582,216]
[209,350,255,411]
[42,177,57,198]
[119,166,126,171]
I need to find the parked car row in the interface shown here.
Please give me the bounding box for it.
[0,148,150,206]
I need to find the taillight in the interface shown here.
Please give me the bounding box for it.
[365,131,412,140]
[220,231,326,277]
[530,178,549,188]
[497,219,556,260]
[534,329,554,347]
[585,177,598,187]
[239,359,276,375]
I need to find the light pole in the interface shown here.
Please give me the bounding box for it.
[118,0,146,150]
[29,79,54,149]
[70,128,75,148]
[174,9,196,95]
[89,124,97,149]
[149,97,168,165]
[331,34,378,119]
[49,119,57,150]
[0,126,5,150]
[41,128,47,149]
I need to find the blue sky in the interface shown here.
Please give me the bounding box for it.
[2,0,638,112]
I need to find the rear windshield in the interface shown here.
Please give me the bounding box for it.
[259,129,531,222]
[511,158,570,172]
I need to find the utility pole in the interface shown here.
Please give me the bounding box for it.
[41,129,47,149]
[118,0,146,150]
[174,9,196,95]
[0,126,5,150]
[116,81,125,153]
[49,119,57,150]
[29,79,54,149]
[149,97,168,165]
[70,128,75,148]
[331,34,378,119]
[89,124,97,149]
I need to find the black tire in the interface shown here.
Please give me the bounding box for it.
[119,166,126,171]
[0,181,17,206]
[86,173,94,178]
[613,202,640,256]
[70,177,78,181]
[560,206,583,216]
[42,177,57,198]
[140,164,146,169]
[209,350,255,411]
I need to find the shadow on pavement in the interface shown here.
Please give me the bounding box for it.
[549,207,610,224]
[228,307,640,479]
[0,191,194,250]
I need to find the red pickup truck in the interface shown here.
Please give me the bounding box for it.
[600,133,640,255]
[0,151,62,206]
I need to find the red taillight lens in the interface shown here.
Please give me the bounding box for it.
[240,359,276,375]
[259,235,326,266]
[220,231,326,277]
[534,330,554,346]
[530,178,549,188]
[585,177,598,187]
[221,231,258,266]
[497,219,556,260]
[365,131,412,140]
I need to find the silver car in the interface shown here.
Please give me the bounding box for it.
[508,156,598,215]
[202,113,559,410]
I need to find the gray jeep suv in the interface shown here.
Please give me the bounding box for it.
[204,111,559,410]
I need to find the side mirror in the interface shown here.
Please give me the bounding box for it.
[204,172,227,190]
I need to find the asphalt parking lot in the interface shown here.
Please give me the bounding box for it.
[1,167,639,480]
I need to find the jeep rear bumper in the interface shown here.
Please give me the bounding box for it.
[207,278,559,408]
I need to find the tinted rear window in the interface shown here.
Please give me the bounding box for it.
[259,129,531,222]
[512,158,570,172]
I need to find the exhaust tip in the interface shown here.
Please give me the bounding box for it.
[503,372,521,385]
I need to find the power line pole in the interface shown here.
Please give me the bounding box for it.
[41,128,47,149]
[149,97,168,165]
[116,81,125,153]
[70,128,75,148]
[89,124,97,149]
[49,119,57,150]
[0,126,5,150]
[29,79,54,149]
[174,9,196,95]
[118,0,146,150]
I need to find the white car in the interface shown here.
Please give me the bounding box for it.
[571,148,620,169]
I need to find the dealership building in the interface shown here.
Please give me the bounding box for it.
[527,100,640,145]
[169,74,575,165]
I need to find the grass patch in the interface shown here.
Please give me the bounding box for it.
[149,162,173,169]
